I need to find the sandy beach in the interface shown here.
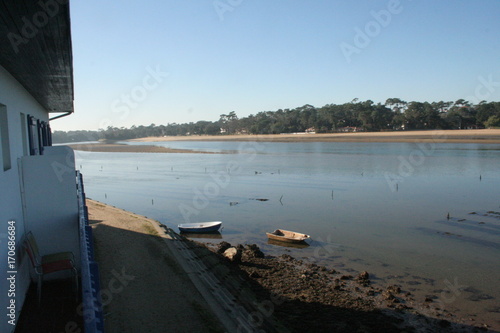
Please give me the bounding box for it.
[130,129,500,144]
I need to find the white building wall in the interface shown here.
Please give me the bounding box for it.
[0,63,48,227]
[20,146,81,272]
[0,64,56,332]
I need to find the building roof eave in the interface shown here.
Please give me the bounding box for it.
[0,0,74,114]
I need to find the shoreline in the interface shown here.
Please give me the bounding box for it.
[88,198,497,332]
[130,129,500,144]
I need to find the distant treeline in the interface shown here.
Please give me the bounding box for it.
[52,99,500,143]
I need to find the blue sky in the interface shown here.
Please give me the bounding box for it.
[53,0,500,131]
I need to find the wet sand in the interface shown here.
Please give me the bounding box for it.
[131,129,500,144]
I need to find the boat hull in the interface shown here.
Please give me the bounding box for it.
[178,221,222,233]
[266,229,310,244]
[267,238,310,248]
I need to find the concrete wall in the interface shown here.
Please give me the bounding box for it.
[0,64,78,332]
[20,146,81,271]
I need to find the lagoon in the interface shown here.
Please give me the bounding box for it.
[75,140,500,326]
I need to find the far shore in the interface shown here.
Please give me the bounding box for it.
[67,129,500,154]
[129,129,500,144]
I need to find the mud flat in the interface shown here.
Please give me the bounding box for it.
[186,240,497,332]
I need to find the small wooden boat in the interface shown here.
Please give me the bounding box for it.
[178,221,222,233]
[266,229,310,243]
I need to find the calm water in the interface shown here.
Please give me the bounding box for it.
[75,140,500,325]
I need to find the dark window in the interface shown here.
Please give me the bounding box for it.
[20,113,28,155]
[37,119,44,154]
[1,104,12,171]
[46,123,52,146]
[27,115,37,155]
[27,116,52,156]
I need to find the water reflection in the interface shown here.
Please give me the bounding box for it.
[75,141,500,323]
[180,232,223,240]
[267,238,310,249]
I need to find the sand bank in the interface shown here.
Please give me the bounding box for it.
[68,143,220,154]
[130,129,500,144]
